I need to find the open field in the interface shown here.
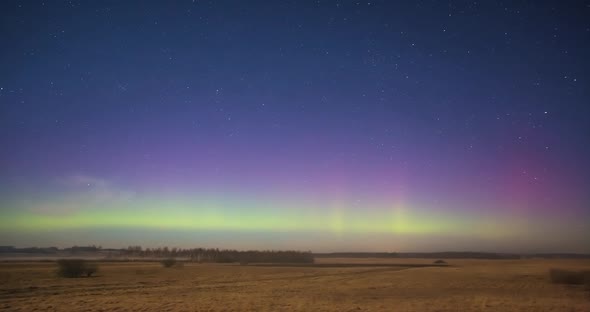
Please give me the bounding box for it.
[1,258,589,311]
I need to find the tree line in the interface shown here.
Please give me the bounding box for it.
[119,246,314,264]
[0,245,315,263]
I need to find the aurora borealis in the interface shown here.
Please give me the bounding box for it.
[1,1,589,252]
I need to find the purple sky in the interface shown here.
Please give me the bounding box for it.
[0,1,589,252]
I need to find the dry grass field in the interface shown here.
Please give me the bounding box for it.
[1,258,589,311]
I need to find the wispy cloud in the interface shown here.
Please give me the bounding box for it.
[25,175,135,215]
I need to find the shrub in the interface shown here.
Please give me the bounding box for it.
[434,259,447,264]
[57,259,98,278]
[83,262,98,277]
[161,258,177,268]
[549,268,590,285]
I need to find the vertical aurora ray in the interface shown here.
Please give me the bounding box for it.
[1,192,583,240]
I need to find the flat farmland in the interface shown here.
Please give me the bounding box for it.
[0,258,589,311]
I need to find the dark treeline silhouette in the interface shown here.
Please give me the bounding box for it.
[121,246,314,264]
[314,252,398,258]
[0,245,314,263]
[2,246,590,260]
[0,246,59,253]
[0,245,102,254]
[313,252,590,259]
[314,252,521,259]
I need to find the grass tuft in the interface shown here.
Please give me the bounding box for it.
[160,258,177,268]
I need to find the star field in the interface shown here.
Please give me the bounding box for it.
[0,1,589,252]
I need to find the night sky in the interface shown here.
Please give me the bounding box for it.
[1,1,589,252]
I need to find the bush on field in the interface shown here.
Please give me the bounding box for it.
[57,259,98,278]
[549,268,590,285]
[161,258,177,268]
[433,259,447,264]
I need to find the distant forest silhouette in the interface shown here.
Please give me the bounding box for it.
[1,246,589,260]
[0,245,315,264]
[121,246,315,264]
